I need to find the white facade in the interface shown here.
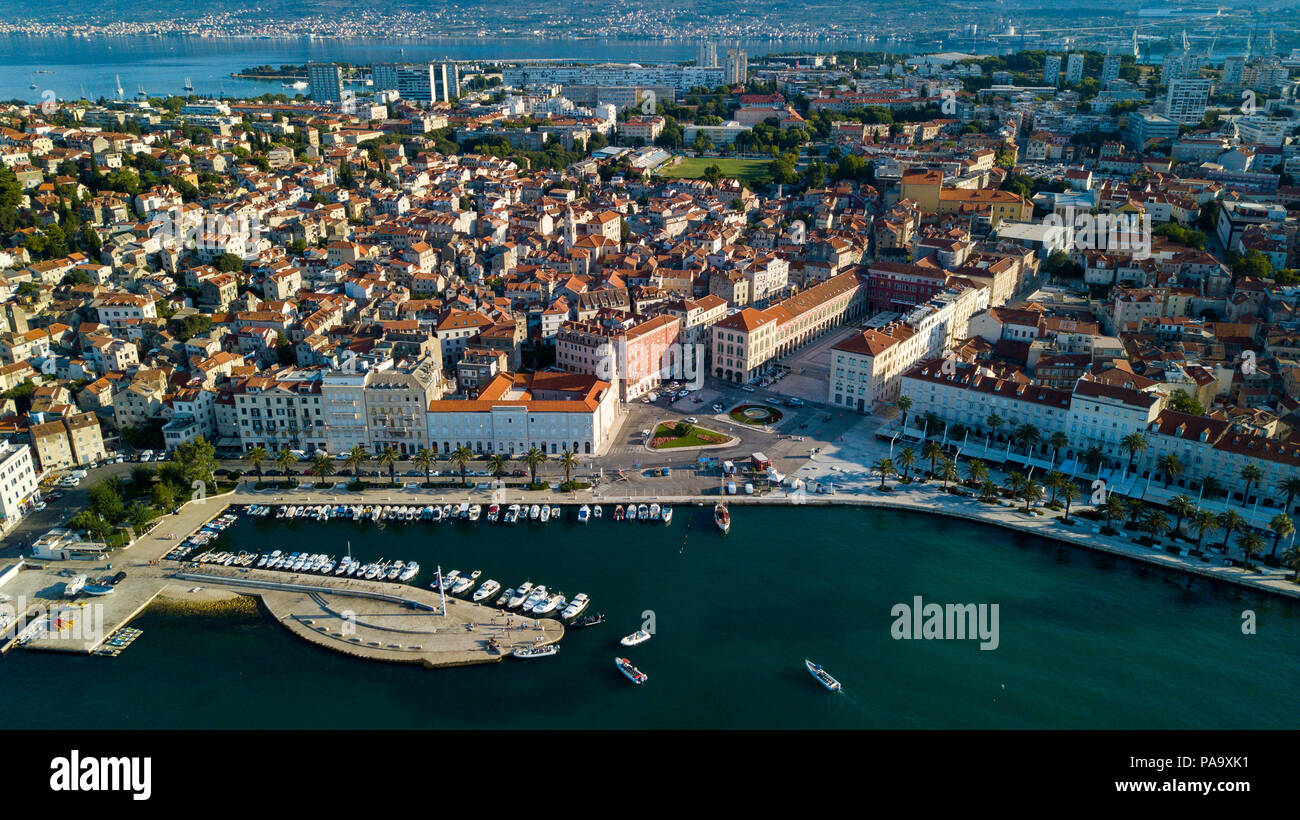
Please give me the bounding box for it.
[0,441,38,530]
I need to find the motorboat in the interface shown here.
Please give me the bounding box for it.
[613,505,624,521]
[539,505,551,523]
[571,612,606,629]
[507,583,533,609]
[550,505,561,520]
[620,629,651,647]
[399,562,419,582]
[473,579,501,602]
[451,575,475,595]
[806,659,842,692]
[637,504,649,520]
[529,504,541,521]
[520,585,548,612]
[615,657,647,684]
[561,593,589,619]
[649,503,661,520]
[468,504,482,522]
[533,593,564,616]
[661,506,673,525]
[577,505,590,524]
[592,505,603,519]
[512,644,558,659]
[487,504,500,522]
[496,587,515,607]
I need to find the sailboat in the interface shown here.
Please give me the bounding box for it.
[114,74,125,99]
[184,77,195,92]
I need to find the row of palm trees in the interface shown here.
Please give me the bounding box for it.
[873,442,1300,571]
[897,396,1300,511]
[242,444,582,488]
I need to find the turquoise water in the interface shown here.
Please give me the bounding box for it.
[1,506,1296,729]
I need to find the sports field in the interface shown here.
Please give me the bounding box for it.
[657,156,771,184]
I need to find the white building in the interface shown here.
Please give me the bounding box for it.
[0,441,39,532]
[426,372,619,458]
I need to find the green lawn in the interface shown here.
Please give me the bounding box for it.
[658,156,771,184]
[650,423,733,449]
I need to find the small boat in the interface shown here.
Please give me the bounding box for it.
[469,505,481,522]
[496,587,515,607]
[592,505,603,519]
[533,593,564,616]
[486,504,500,522]
[513,644,559,659]
[550,505,561,520]
[577,505,590,523]
[620,629,651,647]
[661,506,673,525]
[613,505,624,521]
[399,562,419,582]
[637,504,649,520]
[805,659,842,692]
[572,612,606,628]
[82,584,115,596]
[714,503,730,534]
[431,506,443,522]
[507,583,533,609]
[540,505,551,523]
[649,503,661,520]
[529,504,541,521]
[473,579,501,602]
[184,77,194,91]
[451,575,475,595]
[616,656,647,684]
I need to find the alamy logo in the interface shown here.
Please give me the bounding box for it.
[890,595,1000,650]
[50,751,151,801]
[1043,207,1152,260]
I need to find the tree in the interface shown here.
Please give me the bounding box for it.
[449,445,473,486]
[523,446,548,485]
[1218,510,1244,548]
[1119,432,1148,475]
[1268,513,1294,559]
[244,445,269,480]
[172,437,217,491]
[275,448,297,479]
[214,252,244,273]
[1021,479,1044,511]
[896,447,917,482]
[873,458,895,489]
[896,394,912,428]
[1238,531,1264,566]
[487,453,507,478]
[310,452,335,483]
[986,413,1003,438]
[414,448,434,485]
[378,445,400,484]
[344,444,368,476]
[939,457,959,489]
[1142,508,1170,539]
[151,482,177,511]
[1168,389,1204,416]
[1277,476,1300,514]
[1241,464,1263,503]
[1059,481,1081,521]
[1082,446,1106,474]
[69,510,112,541]
[1048,432,1069,465]
[559,450,578,484]
[922,440,943,476]
[1169,494,1194,537]
[1045,471,1066,504]
[1283,544,1300,580]
[1157,453,1183,488]
[979,479,999,502]
[87,478,126,524]
[1192,509,1219,551]
[1200,475,1224,503]
[1103,494,1126,530]
[965,459,988,486]
[126,501,152,531]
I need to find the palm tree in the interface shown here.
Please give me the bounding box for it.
[1142,508,1170,539]
[523,446,547,485]
[1241,464,1263,504]
[896,394,912,429]
[1238,530,1264,566]
[1013,423,1041,457]
[1277,476,1300,514]
[1218,510,1244,548]
[559,450,578,484]
[978,479,999,501]
[1082,446,1106,474]
[1021,479,1043,511]
[1048,432,1068,465]
[487,453,507,478]
[414,448,434,485]
[1059,481,1081,522]
[1200,475,1224,504]
[986,413,1003,440]
[275,448,297,480]
[921,412,943,439]
[1046,470,1066,505]
[1103,494,1125,530]
[1004,470,1026,501]
[965,459,988,487]
[310,452,334,484]
[1169,494,1194,537]
[344,444,368,476]
[1123,497,1145,527]
[896,447,917,482]
[939,457,959,489]
[1192,509,1219,551]
[449,445,474,486]
[1119,432,1148,475]
[922,440,943,476]
[1156,453,1183,488]
[1268,513,1294,559]
[873,458,895,489]
[1283,544,1300,580]
[244,445,269,480]
[378,445,399,484]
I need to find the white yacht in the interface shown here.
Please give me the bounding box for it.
[577,505,591,523]
[473,579,501,602]
[507,583,533,609]
[468,504,482,522]
[560,593,590,619]
[620,629,652,646]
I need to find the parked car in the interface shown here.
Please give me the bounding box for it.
[741,385,755,393]
[712,403,724,413]
[685,417,698,424]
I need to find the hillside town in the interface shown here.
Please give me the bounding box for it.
[2,41,1300,573]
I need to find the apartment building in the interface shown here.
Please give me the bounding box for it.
[233,369,326,453]
[320,356,447,457]
[0,441,39,531]
[28,411,107,471]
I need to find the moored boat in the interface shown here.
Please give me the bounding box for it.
[620,629,651,647]
[513,644,559,659]
[473,579,501,602]
[661,506,673,525]
[577,504,590,523]
[571,612,606,628]
[714,503,730,534]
